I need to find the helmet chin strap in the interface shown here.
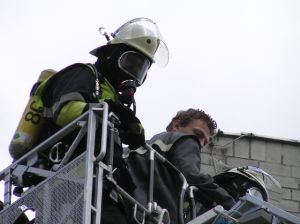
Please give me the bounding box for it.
[117,80,137,114]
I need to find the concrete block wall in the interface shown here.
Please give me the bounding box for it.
[200,131,300,216]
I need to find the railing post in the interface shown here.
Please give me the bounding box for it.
[83,107,98,224]
[83,103,109,224]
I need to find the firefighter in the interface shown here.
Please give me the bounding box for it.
[41,18,168,149]
[9,18,168,161]
[39,18,169,223]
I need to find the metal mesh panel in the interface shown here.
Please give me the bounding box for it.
[0,153,86,224]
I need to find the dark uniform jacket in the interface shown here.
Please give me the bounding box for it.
[41,63,118,130]
[127,131,236,223]
[40,62,129,161]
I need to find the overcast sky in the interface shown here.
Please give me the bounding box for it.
[1,0,300,175]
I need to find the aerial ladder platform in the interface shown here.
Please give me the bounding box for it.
[0,103,299,224]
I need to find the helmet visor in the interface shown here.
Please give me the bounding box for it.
[247,187,265,200]
[118,51,151,86]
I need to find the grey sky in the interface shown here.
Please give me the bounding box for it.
[1,0,300,175]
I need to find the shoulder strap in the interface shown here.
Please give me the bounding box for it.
[34,63,103,98]
[85,63,103,98]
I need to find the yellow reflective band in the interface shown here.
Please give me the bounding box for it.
[56,101,87,127]
[99,78,119,103]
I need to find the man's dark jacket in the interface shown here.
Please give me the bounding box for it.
[127,131,236,223]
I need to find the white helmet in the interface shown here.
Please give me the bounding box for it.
[91,18,169,67]
[215,166,282,201]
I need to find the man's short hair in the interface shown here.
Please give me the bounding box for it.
[166,108,217,135]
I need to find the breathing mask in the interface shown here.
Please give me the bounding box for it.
[117,80,137,113]
[118,50,151,86]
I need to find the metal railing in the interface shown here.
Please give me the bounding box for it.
[0,103,110,223]
[0,103,188,224]
[1,103,300,224]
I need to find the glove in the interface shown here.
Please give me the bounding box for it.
[105,100,145,149]
[119,122,145,150]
